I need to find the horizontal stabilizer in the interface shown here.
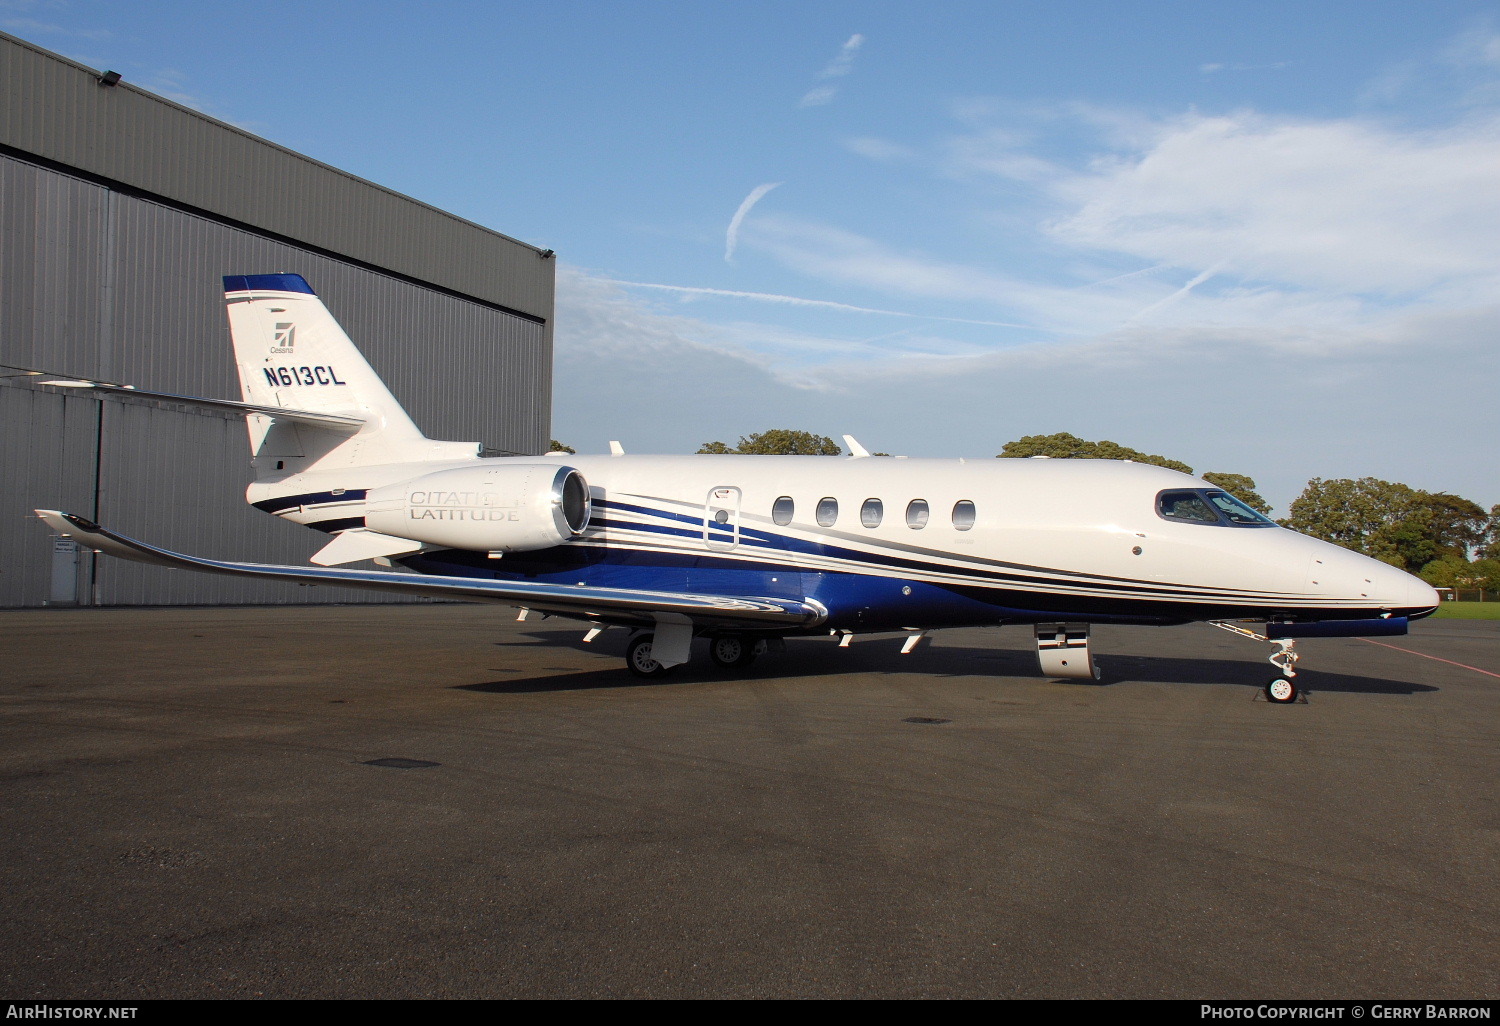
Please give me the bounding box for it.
[41,380,364,429]
[33,510,827,631]
[309,529,425,567]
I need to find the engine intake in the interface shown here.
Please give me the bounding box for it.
[364,463,590,552]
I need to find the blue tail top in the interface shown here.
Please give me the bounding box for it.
[223,274,317,295]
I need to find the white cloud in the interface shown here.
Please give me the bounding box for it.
[746,216,1030,308]
[800,33,865,107]
[842,136,917,163]
[554,27,1500,507]
[1200,61,1290,74]
[552,264,1500,510]
[1045,110,1500,298]
[0,16,108,39]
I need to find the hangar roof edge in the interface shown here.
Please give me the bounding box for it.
[0,30,554,321]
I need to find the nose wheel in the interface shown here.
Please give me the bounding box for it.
[1211,622,1304,704]
[1263,637,1301,703]
[1265,675,1299,703]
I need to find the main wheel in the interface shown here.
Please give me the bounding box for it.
[1265,676,1299,703]
[626,633,674,678]
[708,636,758,669]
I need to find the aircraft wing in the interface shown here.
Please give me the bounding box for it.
[34,511,825,631]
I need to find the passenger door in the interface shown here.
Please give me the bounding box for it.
[703,486,741,551]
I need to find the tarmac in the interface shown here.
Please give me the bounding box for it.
[1,605,1495,999]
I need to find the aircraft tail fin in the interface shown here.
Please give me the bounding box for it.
[223,274,477,473]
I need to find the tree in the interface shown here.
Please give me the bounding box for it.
[547,439,576,454]
[1284,477,1422,565]
[1421,556,1500,593]
[1485,504,1500,559]
[1200,472,1271,515]
[1283,478,1488,572]
[1475,558,1500,592]
[1415,492,1488,561]
[996,432,1193,475]
[1419,556,1471,589]
[697,429,842,455]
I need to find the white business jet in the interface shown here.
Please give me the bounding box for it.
[36,275,1438,703]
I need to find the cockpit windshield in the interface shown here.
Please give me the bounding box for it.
[1157,489,1275,528]
[1205,490,1273,525]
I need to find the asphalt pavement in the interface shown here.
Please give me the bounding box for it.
[1,605,1495,999]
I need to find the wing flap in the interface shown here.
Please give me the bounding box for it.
[34,511,826,630]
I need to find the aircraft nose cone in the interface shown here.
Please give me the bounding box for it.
[1379,563,1440,612]
[1309,547,1439,613]
[1352,556,1439,612]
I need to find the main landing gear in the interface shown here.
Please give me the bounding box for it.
[707,635,766,670]
[1210,622,1302,703]
[625,633,674,679]
[622,632,769,678]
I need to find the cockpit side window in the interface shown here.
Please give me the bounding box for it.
[1156,489,1275,527]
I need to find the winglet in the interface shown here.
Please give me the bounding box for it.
[843,434,871,458]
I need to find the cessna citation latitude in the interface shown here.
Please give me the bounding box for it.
[36,274,1438,704]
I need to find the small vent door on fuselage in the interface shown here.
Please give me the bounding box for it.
[703,486,741,551]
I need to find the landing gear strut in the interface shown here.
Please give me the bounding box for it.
[1211,622,1302,703]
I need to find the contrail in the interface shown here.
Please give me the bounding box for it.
[1129,260,1228,320]
[1076,264,1168,289]
[599,278,1034,329]
[725,182,782,264]
[800,33,865,106]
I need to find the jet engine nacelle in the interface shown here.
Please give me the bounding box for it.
[364,463,590,552]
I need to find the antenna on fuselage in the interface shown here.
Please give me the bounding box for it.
[843,434,870,458]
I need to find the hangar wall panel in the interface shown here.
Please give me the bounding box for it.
[1,149,550,607]
[0,386,99,608]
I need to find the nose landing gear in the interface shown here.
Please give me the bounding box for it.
[1211,621,1303,703]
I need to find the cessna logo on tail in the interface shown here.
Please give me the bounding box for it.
[270,322,296,354]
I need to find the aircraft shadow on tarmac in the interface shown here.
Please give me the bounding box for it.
[455,628,1437,697]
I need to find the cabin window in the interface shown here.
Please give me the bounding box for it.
[816,497,839,527]
[861,498,883,528]
[952,500,976,531]
[906,499,929,529]
[1157,490,1221,525]
[772,496,794,526]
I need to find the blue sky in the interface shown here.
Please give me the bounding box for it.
[6,0,1499,513]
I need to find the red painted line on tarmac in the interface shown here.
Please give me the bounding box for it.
[1357,638,1500,679]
